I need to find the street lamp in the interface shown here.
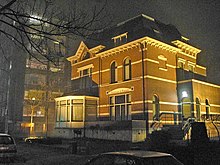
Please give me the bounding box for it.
[30,97,36,136]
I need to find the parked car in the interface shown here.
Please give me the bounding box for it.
[0,133,17,160]
[85,150,183,165]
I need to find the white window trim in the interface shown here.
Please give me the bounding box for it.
[77,64,94,72]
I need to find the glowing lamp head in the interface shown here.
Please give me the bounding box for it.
[182,91,188,98]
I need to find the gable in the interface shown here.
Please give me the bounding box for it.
[67,41,105,64]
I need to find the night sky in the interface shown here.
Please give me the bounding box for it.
[77,0,220,84]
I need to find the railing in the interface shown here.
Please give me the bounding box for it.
[200,114,220,141]
[201,114,220,121]
[182,118,195,140]
[205,121,220,141]
[151,112,181,131]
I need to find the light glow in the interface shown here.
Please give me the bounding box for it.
[182,91,188,98]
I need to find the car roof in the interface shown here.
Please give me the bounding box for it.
[102,150,172,158]
[0,133,11,136]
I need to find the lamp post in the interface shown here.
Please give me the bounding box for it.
[140,42,149,139]
[30,97,36,136]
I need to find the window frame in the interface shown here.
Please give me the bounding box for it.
[110,61,118,83]
[123,58,131,81]
[109,94,131,121]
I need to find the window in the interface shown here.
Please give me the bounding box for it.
[153,95,160,120]
[158,55,167,70]
[123,58,131,81]
[188,64,195,72]
[79,68,92,90]
[85,100,97,121]
[178,58,185,69]
[196,98,201,121]
[110,94,131,121]
[110,61,118,83]
[205,99,210,120]
[71,99,83,121]
[60,100,68,122]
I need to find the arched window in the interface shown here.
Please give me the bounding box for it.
[152,95,160,120]
[205,99,210,120]
[196,98,201,121]
[110,61,117,83]
[123,58,131,81]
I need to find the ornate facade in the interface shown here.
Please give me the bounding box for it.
[54,14,220,142]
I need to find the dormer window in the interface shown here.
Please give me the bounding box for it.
[112,32,128,46]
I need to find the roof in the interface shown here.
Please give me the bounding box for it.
[86,14,182,51]
[102,150,172,158]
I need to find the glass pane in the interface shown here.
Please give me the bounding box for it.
[125,65,130,80]
[72,99,83,104]
[115,95,125,104]
[110,106,115,120]
[60,105,67,121]
[126,94,131,103]
[56,107,60,121]
[121,105,125,120]
[127,104,131,120]
[115,105,120,120]
[110,97,114,105]
[72,104,83,121]
[60,100,66,105]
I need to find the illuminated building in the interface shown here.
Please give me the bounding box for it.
[20,15,68,137]
[54,14,220,142]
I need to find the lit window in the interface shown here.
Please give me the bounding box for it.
[152,95,160,120]
[110,61,118,83]
[123,58,131,81]
[71,99,83,121]
[109,94,131,121]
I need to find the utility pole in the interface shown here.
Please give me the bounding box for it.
[5,60,12,134]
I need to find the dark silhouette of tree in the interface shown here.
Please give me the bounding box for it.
[0,0,107,63]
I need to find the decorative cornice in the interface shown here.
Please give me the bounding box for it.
[96,36,179,58]
[172,40,201,58]
[89,45,105,54]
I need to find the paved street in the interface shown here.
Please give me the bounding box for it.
[1,139,220,165]
[4,142,92,165]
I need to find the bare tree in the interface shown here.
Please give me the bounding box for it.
[0,0,107,63]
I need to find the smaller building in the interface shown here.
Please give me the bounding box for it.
[53,96,98,138]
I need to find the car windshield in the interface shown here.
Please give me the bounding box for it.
[143,156,182,165]
[0,136,14,145]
